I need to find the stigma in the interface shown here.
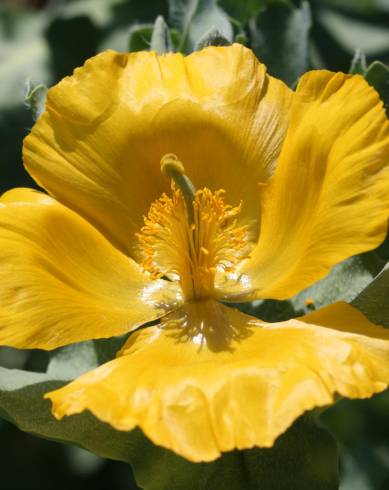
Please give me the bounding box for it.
[136,154,251,301]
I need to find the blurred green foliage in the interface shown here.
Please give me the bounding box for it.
[1,0,389,489]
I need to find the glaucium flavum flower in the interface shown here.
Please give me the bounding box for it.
[0,44,389,463]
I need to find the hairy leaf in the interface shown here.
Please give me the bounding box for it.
[150,16,173,54]
[352,263,389,328]
[251,1,311,86]
[168,0,233,52]
[364,60,389,113]
[128,24,153,52]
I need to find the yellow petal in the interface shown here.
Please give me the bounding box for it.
[23,45,292,257]
[46,300,389,462]
[219,71,389,301]
[0,188,180,350]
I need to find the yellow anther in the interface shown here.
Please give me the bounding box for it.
[200,247,209,256]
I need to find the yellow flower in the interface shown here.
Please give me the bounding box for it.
[0,44,389,463]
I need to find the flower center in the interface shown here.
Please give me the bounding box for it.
[136,154,251,301]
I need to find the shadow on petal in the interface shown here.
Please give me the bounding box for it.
[160,300,255,353]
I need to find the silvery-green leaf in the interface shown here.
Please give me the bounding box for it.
[24,81,48,121]
[292,253,384,315]
[251,1,311,87]
[168,0,233,52]
[364,60,389,112]
[349,48,367,74]
[128,23,153,52]
[318,8,389,56]
[195,27,231,50]
[352,263,389,328]
[318,0,389,15]
[0,9,49,109]
[150,16,173,54]
[56,0,124,26]
[219,0,265,24]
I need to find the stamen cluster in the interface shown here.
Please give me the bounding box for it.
[137,184,250,300]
